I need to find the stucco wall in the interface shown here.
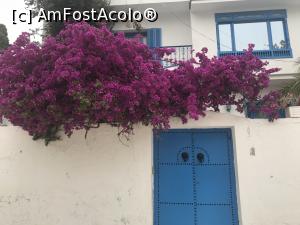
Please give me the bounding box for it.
[113,8,192,47]
[1,112,300,225]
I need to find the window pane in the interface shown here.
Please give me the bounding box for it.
[271,21,287,49]
[234,22,269,51]
[218,24,233,51]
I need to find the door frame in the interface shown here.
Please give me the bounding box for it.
[151,128,243,225]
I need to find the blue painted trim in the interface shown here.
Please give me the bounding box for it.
[215,9,287,23]
[216,21,221,54]
[153,130,159,225]
[282,18,294,58]
[231,23,236,52]
[154,128,232,133]
[226,130,240,225]
[219,49,293,59]
[266,21,274,57]
[215,9,292,59]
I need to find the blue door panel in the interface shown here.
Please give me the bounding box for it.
[197,205,233,225]
[154,129,239,225]
[195,165,231,203]
[193,132,230,164]
[160,204,194,225]
[156,132,192,163]
[159,165,193,203]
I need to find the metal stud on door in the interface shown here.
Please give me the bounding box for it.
[153,129,239,225]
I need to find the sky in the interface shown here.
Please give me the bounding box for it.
[0,0,41,43]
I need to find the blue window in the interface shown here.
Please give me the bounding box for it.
[215,10,292,59]
[245,102,286,119]
[122,28,162,48]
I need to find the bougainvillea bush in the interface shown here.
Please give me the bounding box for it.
[0,22,281,144]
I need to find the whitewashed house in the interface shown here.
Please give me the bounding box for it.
[1,1,300,225]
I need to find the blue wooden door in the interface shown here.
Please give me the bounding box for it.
[153,129,239,225]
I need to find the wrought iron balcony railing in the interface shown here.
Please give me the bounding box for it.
[161,45,193,68]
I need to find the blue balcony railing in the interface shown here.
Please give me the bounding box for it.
[219,48,293,59]
[245,102,286,119]
[161,45,193,68]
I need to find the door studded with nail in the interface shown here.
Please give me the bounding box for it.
[153,129,239,225]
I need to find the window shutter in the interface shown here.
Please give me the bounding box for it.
[147,28,162,48]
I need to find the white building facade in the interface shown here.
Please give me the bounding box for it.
[113,0,300,86]
[1,1,300,225]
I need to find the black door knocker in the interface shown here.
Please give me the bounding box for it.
[197,153,205,163]
[181,152,189,162]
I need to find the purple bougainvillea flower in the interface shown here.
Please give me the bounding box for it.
[0,22,281,144]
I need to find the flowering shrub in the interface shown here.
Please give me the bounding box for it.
[0,22,281,144]
[247,91,283,121]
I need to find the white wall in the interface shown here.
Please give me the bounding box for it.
[190,4,300,76]
[1,112,300,225]
[112,4,192,47]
